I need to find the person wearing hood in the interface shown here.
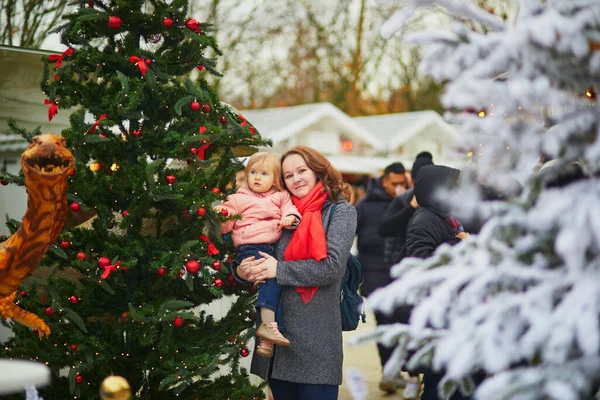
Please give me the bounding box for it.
[354,162,408,393]
[404,164,471,400]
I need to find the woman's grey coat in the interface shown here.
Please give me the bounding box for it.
[250,200,357,385]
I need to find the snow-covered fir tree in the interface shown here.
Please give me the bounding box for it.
[358,1,600,399]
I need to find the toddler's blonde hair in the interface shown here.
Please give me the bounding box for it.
[246,152,284,191]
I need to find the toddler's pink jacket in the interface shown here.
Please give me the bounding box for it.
[220,185,301,247]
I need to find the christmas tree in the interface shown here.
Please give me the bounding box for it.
[360,1,600,399]
[0,1,269,398]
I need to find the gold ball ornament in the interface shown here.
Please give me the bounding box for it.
[100,376,131,400]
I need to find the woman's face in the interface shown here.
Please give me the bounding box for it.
[282,154,318,199]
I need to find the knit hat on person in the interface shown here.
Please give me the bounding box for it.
[411,153,434,182]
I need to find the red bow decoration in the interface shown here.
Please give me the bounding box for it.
[200,235,219,256]
[48,48,73,68]
[129,56,148,75]
[88,113,107,133]
[44,99,58,121]
[100,260,128,279]
[197,143,210,160]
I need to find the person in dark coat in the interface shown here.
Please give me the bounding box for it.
[354,162,408,393]
[376,152,433,397]
[404,164,471,400]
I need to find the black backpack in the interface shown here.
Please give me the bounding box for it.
[327,203,367,331]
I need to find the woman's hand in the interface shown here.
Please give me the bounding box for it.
[256,251,277,280]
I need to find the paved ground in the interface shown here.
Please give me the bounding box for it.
[339,311,405,400]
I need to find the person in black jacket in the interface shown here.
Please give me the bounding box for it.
[354,162,408,393]
[376,152,434,398]
[405,164,470,400]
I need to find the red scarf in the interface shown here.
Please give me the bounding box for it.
[284,181,328,304]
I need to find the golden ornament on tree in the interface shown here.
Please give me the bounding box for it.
[100,376,131,400]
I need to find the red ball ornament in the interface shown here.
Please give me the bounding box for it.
[45,307,53,316]
[212,260,221,270]
[60,240,70,249]
[76,375,83,383]
[190,101,200,111]
[0,180,8,186]
[76,252,86,261]
[157,266,167,276]
[32,327,39,335]
[214,278,223,288]
[98,256,111,268]
[121,210,129,217]
[185,18,199,31]
[70,202,80,212]
[186,260,200,274]
[199,126,207,134]
[201,104,210,114]
[53,74,59,81]
[70,344,77,351]
[145,59,152,66]
[196,65,205,71]
[121,312,129,320]
[240,348,249,357]
[20,290,27,297]
[196,207,206,217]
[174,316,184,327]
[132,129,141,137]
[219,115,227,125]
[190,147,197,154]
[108,16,122,29]
[227,273,236,287]
[163,17,173,28]
[166,175,176,184]
[211,187,221,195]
[69,295,78,304]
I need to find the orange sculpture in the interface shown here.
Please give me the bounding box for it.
[0,134,74,338]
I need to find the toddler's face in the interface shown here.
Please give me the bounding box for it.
[248,163,275,193]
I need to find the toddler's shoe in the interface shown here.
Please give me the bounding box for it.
[256,322,290,346]
[402,376,420,399]
[256,338,274,358]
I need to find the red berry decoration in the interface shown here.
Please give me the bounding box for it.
[121,210,129,217]
[228,274,236,287]
[220,208,229,217]
[76,252,86,260]
[71,344,77,351]
[190,101,200,111]
[132,129,141,137]
[212,260,221,270]
[196,207,206,217]
[20,290,27,297]
[32,327,39,335]
[69,295,78,304]
[196,65,205,71]
[76,375,83,383]
[199,126,207,134]
[183,210,190,219]
[166,175,176,184]
[201,104,210,114]
[240,348,249,357]
[108,16,122,29]
[70,202,80,212]
[157,266,167,276]
[174,316,184,327]
[121,312,129,320]
[219,115,227,125]
[0,180,8,186]
[45,307,53,316]
[60,240,70,249]
[98,256,111,268]
[186,260,199,274]
[163,17,173,28]
[211,187,221,195]
[214,278,223,288]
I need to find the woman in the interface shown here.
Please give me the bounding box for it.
[235,146,356,400]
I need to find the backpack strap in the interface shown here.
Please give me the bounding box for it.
[325,203,338,233]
